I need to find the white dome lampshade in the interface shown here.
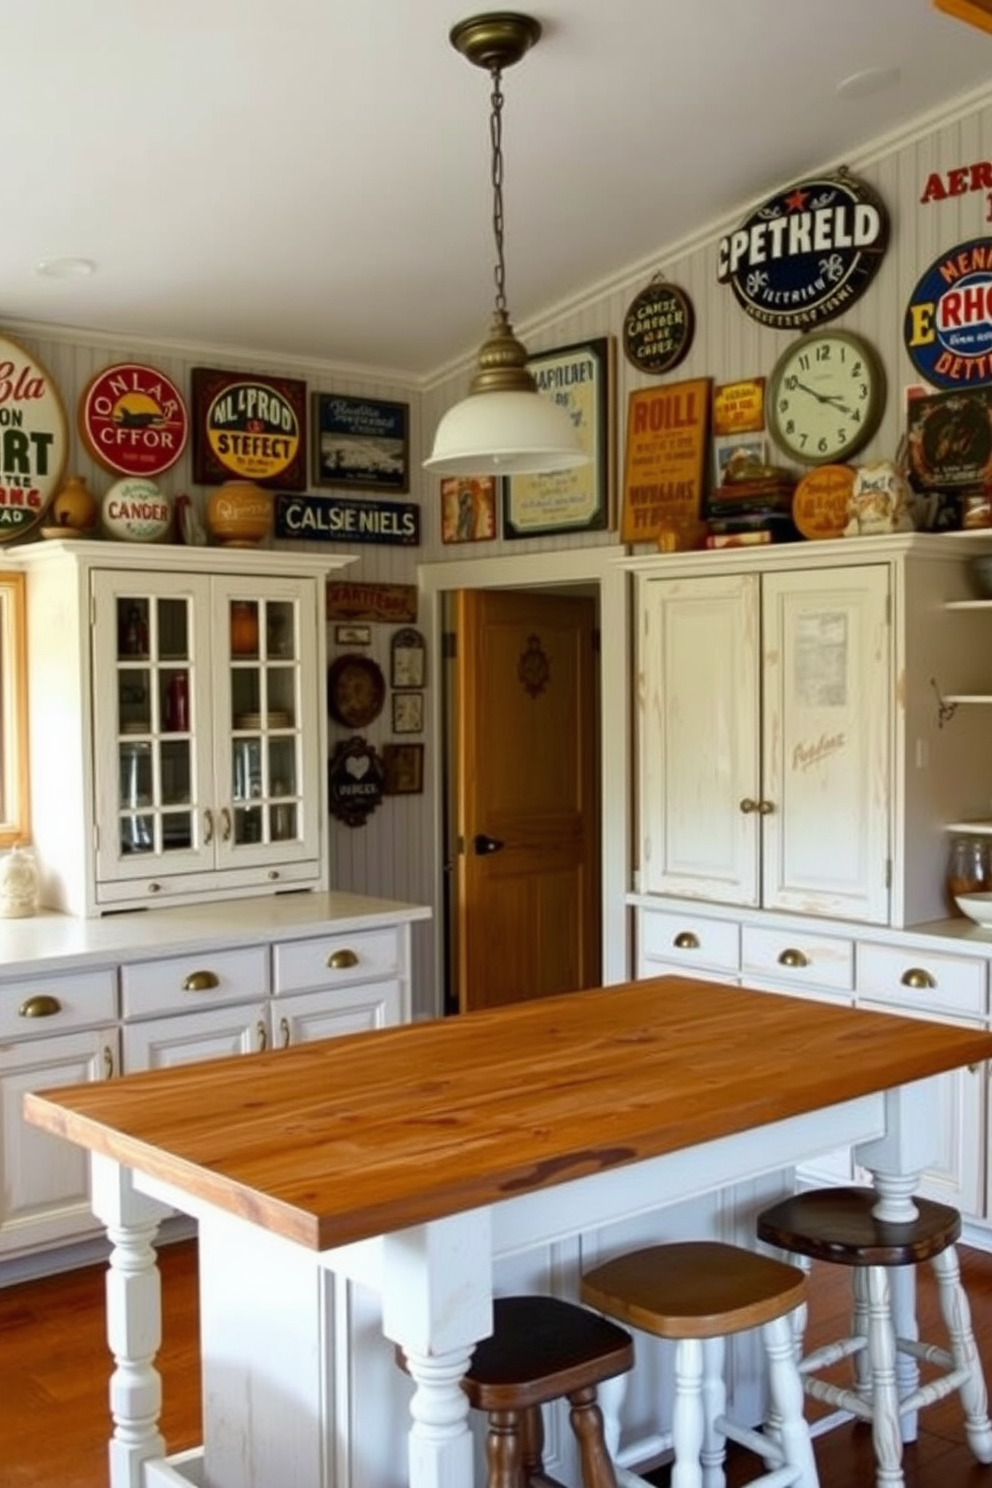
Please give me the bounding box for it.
[423,13,590,479]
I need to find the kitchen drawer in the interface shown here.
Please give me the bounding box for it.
[857,942,987,1021]
[0,968,117,1040]
[121,945,268,1020]
[638,909,740,976]
[273,928,401,995]
[741,926,854,992]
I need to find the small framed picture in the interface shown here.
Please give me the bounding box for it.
[383,742,424,796]
[392,691,424,735]
[334,623,371,646]
[440,475,499,543]
[390,626,425,689]
[311,392,410,493]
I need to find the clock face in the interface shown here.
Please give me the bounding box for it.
[768,331,885,466]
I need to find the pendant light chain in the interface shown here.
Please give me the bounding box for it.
[489,64,508,319]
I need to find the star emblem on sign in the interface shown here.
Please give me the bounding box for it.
[785,188,809,212]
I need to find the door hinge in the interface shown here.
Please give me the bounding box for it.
[442,631,456,659]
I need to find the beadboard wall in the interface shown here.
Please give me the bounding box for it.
[6,79,992,1016]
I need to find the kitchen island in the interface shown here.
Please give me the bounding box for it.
[25,976,992,1488]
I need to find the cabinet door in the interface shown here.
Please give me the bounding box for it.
[272,981,403,1047]
[122,1003,267,1069]
[211,577,323,872]
[91,570,216,887]
[0,1028,117,1256]
[761,564,890,923]
[639,573,760,903]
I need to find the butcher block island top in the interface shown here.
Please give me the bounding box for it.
[25,977,992,1253]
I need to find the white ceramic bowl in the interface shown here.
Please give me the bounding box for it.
[955,891,992,927]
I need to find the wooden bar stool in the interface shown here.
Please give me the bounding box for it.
[581,1241,818,1488]
[756,1185,992,1488]
[396,1294,634,1488]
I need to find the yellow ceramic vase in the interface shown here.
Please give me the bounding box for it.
[206,480,272,547]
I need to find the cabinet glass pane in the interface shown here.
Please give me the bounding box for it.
[266,601,295,660]
[118,668,150,733]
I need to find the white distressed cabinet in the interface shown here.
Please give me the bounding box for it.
[9,541,353,917]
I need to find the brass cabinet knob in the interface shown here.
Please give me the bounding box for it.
[18,993,61,1018]
[900,967,937,990]
[740,798,759,814]
[182,970,220,992]
[673,931,700,950]
[757,800,775,816]
[777,948,809,969]
[327,948,359,970]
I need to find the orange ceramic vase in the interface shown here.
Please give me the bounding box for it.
[206,480,272,547]
[49,475,99,534]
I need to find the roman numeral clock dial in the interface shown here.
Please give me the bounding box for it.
[768,328,885,466]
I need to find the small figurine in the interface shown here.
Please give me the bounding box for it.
[844,461,915,537]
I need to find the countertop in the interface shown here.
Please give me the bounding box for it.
[25,976,992,1252]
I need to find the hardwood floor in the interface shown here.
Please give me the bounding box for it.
[2,1238,992,1486]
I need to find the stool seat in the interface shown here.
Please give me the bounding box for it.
[756,1186,960,1267]
[396,1294,634,1488]
[756,1185,992,1488]
[582,1241,818,1488]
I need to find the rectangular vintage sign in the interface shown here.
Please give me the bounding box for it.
[275,492,419,546]
[620,378,710,543]
[325,580,418,624]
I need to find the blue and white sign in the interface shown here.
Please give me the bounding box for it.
[904,237,992,389]
[717,171,888,330]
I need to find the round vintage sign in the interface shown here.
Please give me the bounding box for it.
[623,280,695,374]
[0,333,68,541]
[79,361,189,477]
[904,237,992,389]
[716,170,889,330]
[101,477,172,543]
[192,369,306,488]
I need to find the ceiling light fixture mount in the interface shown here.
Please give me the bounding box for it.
[423,11,589,477]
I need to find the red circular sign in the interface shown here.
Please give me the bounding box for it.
[79,362,189,477]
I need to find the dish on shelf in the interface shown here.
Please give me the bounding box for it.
[234,710,293,730]
[954,892,992,927]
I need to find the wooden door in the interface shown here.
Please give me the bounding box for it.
[452,589,599,1012]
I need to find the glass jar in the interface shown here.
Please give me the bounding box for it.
[0,844,40,917]
[946,835,992,913]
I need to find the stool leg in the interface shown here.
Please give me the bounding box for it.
[596,1373,627,1462]
[700,1336,726,1488]
[568,1385,619,1488]
[930,1245,992,1464]
[521,1405,546,1483]
[671,1337,705,1488]
[890,1264,919,1442]
[864,1265,905,1488]
[484,1409,526,1488]
[851,1267,872,1404]
[763,1312,819,1488]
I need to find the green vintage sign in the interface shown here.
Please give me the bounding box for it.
[0,333,68,540]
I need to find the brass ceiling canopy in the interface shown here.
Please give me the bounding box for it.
[449,13,542,72]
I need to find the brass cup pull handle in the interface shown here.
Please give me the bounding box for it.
[326,949,359,970]
[740,798,759,814]
[673,931,700,950]
[901,967,937,990]
[777,948,809,969]
[18,993,61,1018]
[203,809,214,846]
[220,808,232,842]
[182,970,220,992]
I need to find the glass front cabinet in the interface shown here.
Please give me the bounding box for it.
[13,543,351,915]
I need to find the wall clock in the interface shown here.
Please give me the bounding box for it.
[767,329,885,467]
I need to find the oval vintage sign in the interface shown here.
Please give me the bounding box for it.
[79,361,189,477]
[716,170,889,330]
[0,333,68,540]
[904,237,992,389]
[623,280,695,374]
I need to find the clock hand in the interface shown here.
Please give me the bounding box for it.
[794,381,855,416]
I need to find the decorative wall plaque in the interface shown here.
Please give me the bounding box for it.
[716,169,889,330]
[0,333,68,541]
[327,736,385,827]
[904,237,992,389]
[191,367,306,488]
[622,279,695,374]
[78,361,189,477]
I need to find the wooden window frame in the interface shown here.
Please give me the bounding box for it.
[0,572,29,848]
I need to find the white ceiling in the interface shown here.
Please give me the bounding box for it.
[4,0,992,383]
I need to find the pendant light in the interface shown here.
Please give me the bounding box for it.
[423,13,589,477]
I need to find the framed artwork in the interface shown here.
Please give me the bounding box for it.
[392,691,424,735]
[440,475,499,543]
[334,624,371,646]
[383,742,424,796]
[390,627,425,689]
[503,336,615,539]
[311,392,410,492]
[620,377,711,543]
[190,367,307,489]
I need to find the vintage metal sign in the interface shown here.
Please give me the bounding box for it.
[904,237,992,388]
[325,580,418,624]
[920,159,992,220]
[327,736,385,828]
[716,170,889,330]
[622,280,695,374]
[0,334,68,541]
[191,367,306,489]
[275,492,419,545]
[79,361,189,477]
